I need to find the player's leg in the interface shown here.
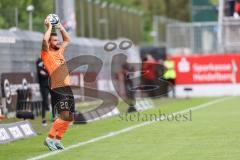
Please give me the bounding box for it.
[44,89,59,151]
[44,121,58,151]
[44,87,75,151]
[54,95,75,149]
[52,111,72,150]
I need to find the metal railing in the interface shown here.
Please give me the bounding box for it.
[167,18,240,54]
[167,22,218,54]
[221,17,240,52]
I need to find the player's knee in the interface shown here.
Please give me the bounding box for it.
[60,111,71,121]
[68,115,74,122]
[61,116,72,121]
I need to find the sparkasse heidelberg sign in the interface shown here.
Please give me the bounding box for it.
[172,54,240,85]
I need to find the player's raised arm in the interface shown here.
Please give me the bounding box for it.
[42,18,52,52]
[58,24,71,48]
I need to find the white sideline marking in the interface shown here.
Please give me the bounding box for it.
[27,97,233,160]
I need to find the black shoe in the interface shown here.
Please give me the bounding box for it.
[42,119,47,126]
[128,106,137,113]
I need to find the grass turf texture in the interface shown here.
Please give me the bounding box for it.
[1,97,239,160]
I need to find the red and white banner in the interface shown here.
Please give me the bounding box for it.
[171,54,240,85]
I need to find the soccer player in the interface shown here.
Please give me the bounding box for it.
[41,17,74,151]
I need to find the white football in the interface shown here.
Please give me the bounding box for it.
[47,14,60,27]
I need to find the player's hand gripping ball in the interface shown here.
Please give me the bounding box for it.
[47,14,60,27]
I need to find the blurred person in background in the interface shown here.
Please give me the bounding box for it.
[122,60,137,112]
[227,0,235,16]
[163,57,176,98]
[142,54,158,98]
[36,57,50,126]
[234,0,240,17]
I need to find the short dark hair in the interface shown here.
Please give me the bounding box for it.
[49,32,57,41]
[50,32,57,37]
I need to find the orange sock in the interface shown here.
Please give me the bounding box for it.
[48,118,71,139]
[48,118,62,138]
[48,119,57,138]
[56,120,70,140]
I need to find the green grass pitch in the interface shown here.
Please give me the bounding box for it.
[1,97,240,160]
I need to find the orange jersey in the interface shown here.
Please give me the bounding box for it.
[41,47,71,89]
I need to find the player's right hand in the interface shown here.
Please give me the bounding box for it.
[44,18,52,28]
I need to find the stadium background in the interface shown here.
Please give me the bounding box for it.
[1,0,240,160]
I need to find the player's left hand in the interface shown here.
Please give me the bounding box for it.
[55,23,64,30]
